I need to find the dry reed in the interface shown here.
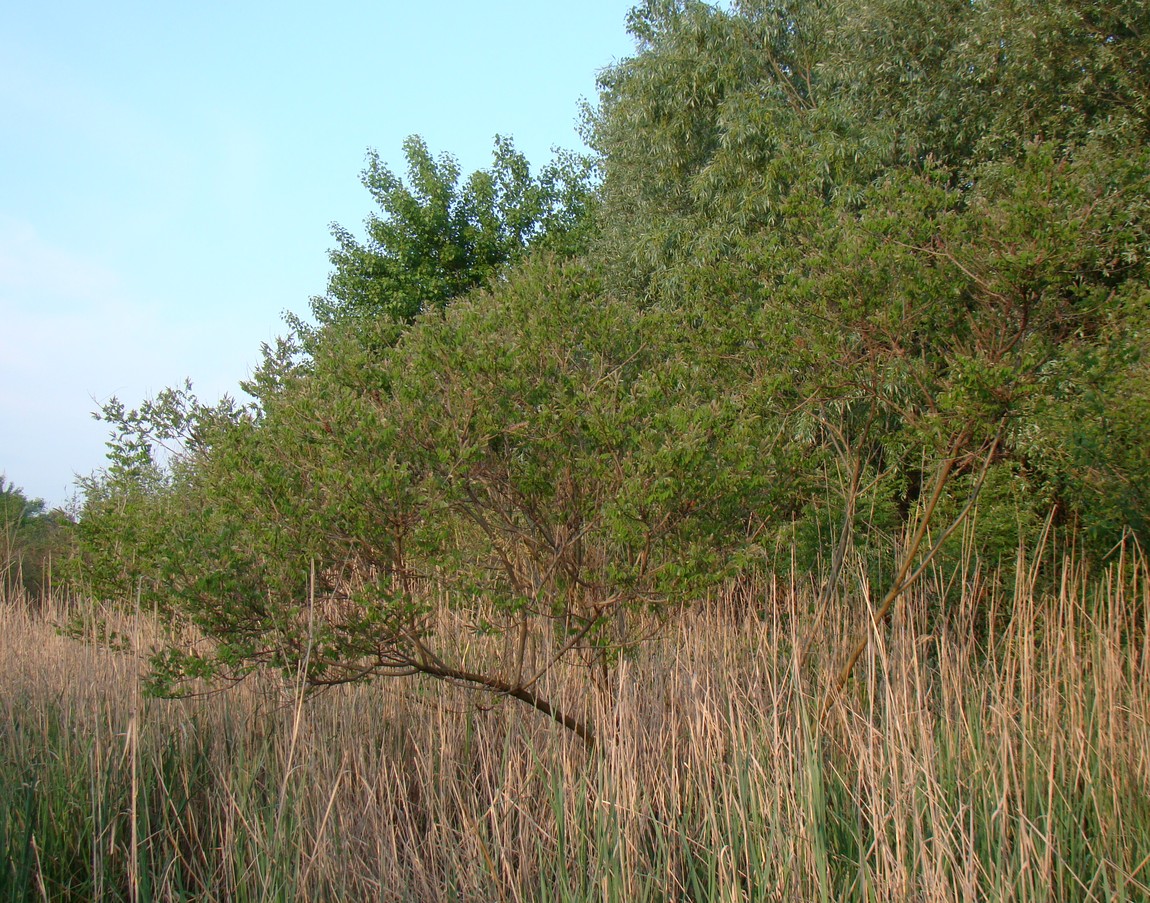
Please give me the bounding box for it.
[1,544,1148,901]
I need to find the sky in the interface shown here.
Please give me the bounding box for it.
[1,1,639,508]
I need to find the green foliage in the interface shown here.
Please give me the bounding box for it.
[304,135,595,342]
[75,382,242,610]
[78,257,772,737]
[380,256,770,617]
[592,0,1150,563]
[75,0,1150,734]
[0,476,73,601]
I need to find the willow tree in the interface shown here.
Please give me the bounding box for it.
[589,0,1150,692]
[81,255,769,746]
[77,0,1149,738]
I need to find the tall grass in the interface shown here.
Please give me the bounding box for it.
[1,545,1148,901]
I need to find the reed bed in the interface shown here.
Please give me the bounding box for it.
[1,547,1148,902]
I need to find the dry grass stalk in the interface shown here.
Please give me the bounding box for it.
[1,544,1147,901]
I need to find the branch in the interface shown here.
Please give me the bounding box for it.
[820,423,1002,720]
[417,660,595,748]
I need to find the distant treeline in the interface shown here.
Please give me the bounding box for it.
[1,477,72,603]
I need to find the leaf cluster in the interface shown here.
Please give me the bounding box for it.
[0,476,74,602]
[303,135,595,344]
[74,0,1150,735]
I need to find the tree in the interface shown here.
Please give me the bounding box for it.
[1,476,73,602]
[303,135,595,343]
[77,0,1150,739]
[80,258,768,746]
[589,0,1150,699]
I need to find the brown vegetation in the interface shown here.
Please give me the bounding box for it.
[2,543,1148,901]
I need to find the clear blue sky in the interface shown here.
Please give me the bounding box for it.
[1,1,639,508]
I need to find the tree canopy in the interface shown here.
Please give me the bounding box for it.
[76,0,1150,742]
[1,477,73,601]
[304,135,595,341]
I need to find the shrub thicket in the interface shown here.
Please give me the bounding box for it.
[76,0,1149,739]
